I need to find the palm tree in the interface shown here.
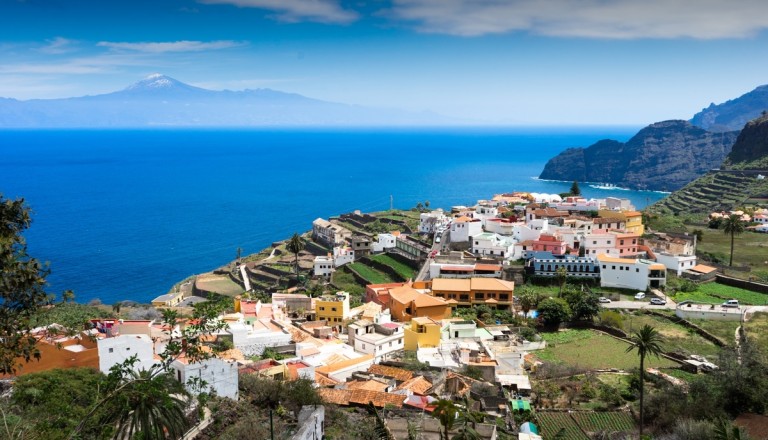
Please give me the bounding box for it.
[61,289,75,303]
[286,233,305,276]
[556,267,567,297]
[99,368,190,440]
[722,214,745,267]
[112,301,122,318]
[432,399,458,440]
[517,287,538,318]
[625,324,663,438]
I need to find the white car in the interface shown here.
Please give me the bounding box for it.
[722,299,739,308]
[634,292,646,300]
[598,297,611,304]
[649,298,667,305]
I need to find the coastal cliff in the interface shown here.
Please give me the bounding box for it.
[651,114,768,214]
[538,120,738,192]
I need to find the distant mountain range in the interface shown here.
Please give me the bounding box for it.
[691,85,768,132]
[0,74,451,127]
[539,83,768,192]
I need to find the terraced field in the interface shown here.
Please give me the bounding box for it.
[652,170,768,215]
[537,411,635,439]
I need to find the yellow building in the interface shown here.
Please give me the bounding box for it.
[314,291,351,326]
[598,210,645,235]
[430,277,515,310]
[404,317,443,351]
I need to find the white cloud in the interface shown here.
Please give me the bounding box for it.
[97,40,247,53]
[389,0,768,38]
[39,37,79,54]
[199,0,358,24]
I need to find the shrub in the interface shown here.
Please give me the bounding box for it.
[599,310,623,329]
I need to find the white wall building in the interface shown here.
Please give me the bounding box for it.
[597,254,667,291]
[291,406,325,440]
[171,356,239,399]
[655,253,698,276]
[551,197,604,212]
[371,233,397,253]
[333,246,354,267]
[443,320,477,340]
[97,334,156,374]
[485,218,517,236]
[419,210,447,234]
[313,255,334,277]
[346,311,404,362]
[228,318,293,357]
[471,232,515,259]
[450,216,483,242]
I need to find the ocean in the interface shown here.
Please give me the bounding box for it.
[0,127,668,304]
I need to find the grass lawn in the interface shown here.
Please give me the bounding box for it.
[622,312,723,356]
[689,226,768,273]
[369,254,417,280]
[331,268,365,295]
[195,275,244,297]
[673,282,768,305]
[537,329,677,370]
[744,312,768,356]
[348,263,396,284]
[689,319,740,346]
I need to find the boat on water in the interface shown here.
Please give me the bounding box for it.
[589,183,628,190]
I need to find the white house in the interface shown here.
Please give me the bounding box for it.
[171,356,239,399]
[346,311,404,362]
[419,210,447,234]
[450,216,483,242]
[371,233,397,253]
[314,255,334,277]
[443,320,477,340]
[228,318,293,357]
[333,246,355,267]
[473,204,499,226]
[312,218,352,248]
[97,334,156,374]
[597,254,667,291]
[471,232,515,259]
[754,214,768,224]
[551,197,604,212]
[655,253,698,276]
[485,218,516,235]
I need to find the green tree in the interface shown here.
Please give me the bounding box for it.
[61,289,75,304]
[537,298,572,328]
[286,233,306,276]
[722,214,745,266]
[517,287,538,318]
[564,289,600,321]
[625,324,663,438]
[432,399,458,440]
[112,301,122,318]
[570,180,581,196]
[0,195,52,375]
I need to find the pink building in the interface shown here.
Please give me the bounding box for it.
[532,234,567,256]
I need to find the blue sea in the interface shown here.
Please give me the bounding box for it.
[0,128,667,305]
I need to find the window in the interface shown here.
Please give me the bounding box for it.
[636,268,640,273]
[109,348,114,353]
[593,241,597,244]
[620,239,624,245]
[319,307,325,311]
[607,241,612,244]
[500,294,509,300]
[612,266,616,270]
[331,307,337,312]
[362,344,366,350]
[602,265,606,269]
[455,331,459,338]
[475,293,484,300]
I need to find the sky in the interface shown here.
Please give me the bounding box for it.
[2,0,768,125]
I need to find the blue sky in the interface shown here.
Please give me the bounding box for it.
[2,0,768,125]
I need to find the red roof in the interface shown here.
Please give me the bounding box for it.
[475,264,501,271]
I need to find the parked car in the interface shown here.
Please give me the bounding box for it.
[722,299,740,308]
[650,298,667,305]
[598,297,611,303]
[634,292,646,300]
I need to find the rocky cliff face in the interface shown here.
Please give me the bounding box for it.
[690,85,768,132]
[539,120,738,192]
[723,113,768,169]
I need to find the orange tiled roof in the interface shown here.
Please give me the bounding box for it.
[346,379,389,392]
[315,372,340,387]
[470,278,515,291]
[431,278,471,292]
[316,354,375,375]
[368,364,413,382]
[318,388,404,408]
[690,264,718,274]
[474,264,501,271]
[396,375,433,395]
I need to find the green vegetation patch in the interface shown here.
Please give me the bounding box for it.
[688,319,740,346]
[697,282,768,305]
[331,266,365,295]
[348,262,396,284]
[537,412,590,440]
[623,313,722,357]
[32,303,111,330]
[689,225,768,272]
[369,254,417,280]
[538,329,677,370]
[743,312,768,356]
[569,411,635,433]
